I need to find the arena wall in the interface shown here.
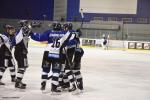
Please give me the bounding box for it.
[0,0,54,20]
[67,0,150,24]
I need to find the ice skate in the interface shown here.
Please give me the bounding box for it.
[51,85,61,95]
[41,81,46,90]
[69,84,77,92]
[15,81,26,89]
[0,81,5,85]
[51,89,61,95]
[11,78,16,82]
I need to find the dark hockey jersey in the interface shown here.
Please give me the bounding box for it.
[0,34,12,57]
[13,28,30,54]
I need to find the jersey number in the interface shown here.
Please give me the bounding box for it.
[52,38,60,48]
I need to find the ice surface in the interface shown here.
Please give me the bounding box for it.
[0,45,150,100]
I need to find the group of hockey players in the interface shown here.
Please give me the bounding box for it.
[0,20,84,94]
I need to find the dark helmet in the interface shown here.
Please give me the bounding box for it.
[56,23,61,30]
[63,23,69,30]
[19,20,29,27]
[3,24,16,36]
[52,22,61,30]
[63,23,73,30]
[4,24,15,30]
[52,23,57,29]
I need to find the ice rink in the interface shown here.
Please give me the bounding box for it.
[0,45,150,100]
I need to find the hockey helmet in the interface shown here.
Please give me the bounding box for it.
[52,22,61,30]
[63,23,73,30]
[4,24,16,35]
[4,24,15,29]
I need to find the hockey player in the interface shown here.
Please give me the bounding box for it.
[60,23,84,93]
[31,22,64,93]
[0,25,16,85]
[72,28,84,92]
[102,34,108,50]
[31,22,78,93]
[59,23,77,92]
[48,28,75,94]
[13,20,32,89]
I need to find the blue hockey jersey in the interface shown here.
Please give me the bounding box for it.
[31,29,78,59]
[31,29,79,47]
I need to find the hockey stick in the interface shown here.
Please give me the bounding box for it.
[63,47,78,86]
[80,8,84,29]
[76,8,84,38]
[48,75,52,80]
